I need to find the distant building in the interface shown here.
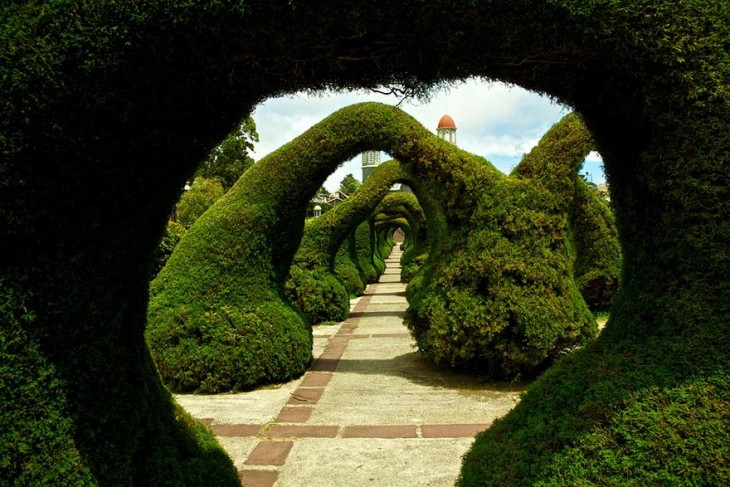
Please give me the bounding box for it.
[362,150,381,182]
[437,114,457,144]
[323,190,348,206]
[311,192,328,204]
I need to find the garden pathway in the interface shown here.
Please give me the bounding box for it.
[177,246,525,486]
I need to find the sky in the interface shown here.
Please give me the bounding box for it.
[250,78,604,193]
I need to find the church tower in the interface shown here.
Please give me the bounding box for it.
[437,115,457,145]
[361,150,381,182]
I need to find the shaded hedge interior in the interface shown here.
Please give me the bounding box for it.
[1,1,727,484]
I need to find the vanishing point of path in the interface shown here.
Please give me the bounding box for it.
[177,246,525,486]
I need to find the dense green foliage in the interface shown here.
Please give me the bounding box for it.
[512,123,622,312]
[287,161,412,323]
[196,117,258,191]
[151,220,186,278]
[1,1,726,484]
[174,177,225,228]
[352,220,380,284]
[571,179,622,310]
[333,241,366,296]
[339,173,362,196]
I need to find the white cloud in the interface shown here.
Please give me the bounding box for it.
[249,79,603,192]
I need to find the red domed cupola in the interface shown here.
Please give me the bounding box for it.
[437,114,456,129]
[436,115,457,144]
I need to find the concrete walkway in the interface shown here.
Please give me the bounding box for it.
[177,246,524,486]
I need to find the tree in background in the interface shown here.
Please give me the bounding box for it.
[175,177,225,228]
[171,118,259,227]
[196,117,259,191]
[339,173,361,196]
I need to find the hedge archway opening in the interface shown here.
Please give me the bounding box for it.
[2,2,726,484]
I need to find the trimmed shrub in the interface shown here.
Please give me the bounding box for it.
[285,265,350,325]
[572,179,622,311]
[512,119,622,313]
[401,252,428,283]
[408,179,596,377]
[406,113,598,377]
[353,221,380,284]
[333,243,365,296]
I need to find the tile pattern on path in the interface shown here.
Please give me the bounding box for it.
[177,246,525,486]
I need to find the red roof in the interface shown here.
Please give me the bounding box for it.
[437,114,456,129]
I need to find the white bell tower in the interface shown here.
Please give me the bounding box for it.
[361,150,381,181]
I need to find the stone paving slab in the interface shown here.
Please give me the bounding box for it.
[176,386,298,426]
[276,438,474,487]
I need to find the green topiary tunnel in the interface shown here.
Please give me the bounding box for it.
[286,160,414,324]
[373,192,429,282]
[2,1,726,484]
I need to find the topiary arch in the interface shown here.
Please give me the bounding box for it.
[1,2,727,484]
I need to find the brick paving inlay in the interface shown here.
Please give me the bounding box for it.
[244,441,293,465]
[343,425,418,438]
[286,387,325,405]
[298,372,332,388]
[239,469,278,487]
[275,406,313,423]
[266,425,339,438]
[211,424,261,437]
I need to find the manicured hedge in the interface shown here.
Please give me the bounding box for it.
[571,179,622,311]
[406,113,600,378]
[512,115,622,312]
[2,1,726,484]
[352,220,380,284]
[333,242,365,296]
